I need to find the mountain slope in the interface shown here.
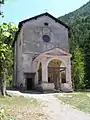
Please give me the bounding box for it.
[58,1,90,89]
[58,1,90,24]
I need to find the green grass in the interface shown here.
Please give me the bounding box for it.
[55,92,90,113]
[0,95,46,120]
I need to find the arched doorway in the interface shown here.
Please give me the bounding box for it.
[48,59,66,89]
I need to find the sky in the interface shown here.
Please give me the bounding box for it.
[1,0,90,25]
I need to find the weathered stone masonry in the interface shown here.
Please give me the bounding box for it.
[13,12,72,92]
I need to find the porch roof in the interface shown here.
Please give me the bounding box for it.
[33,47,72,61]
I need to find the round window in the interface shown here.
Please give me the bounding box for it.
[42,35,50,42]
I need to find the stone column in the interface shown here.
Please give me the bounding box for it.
[65,57,72,91]
[66,58,71,83]
[61,57,72,91]
[33,61,38,86]
[42,62,48,83]
[59,72,61,84]
[35,71,38,85]
[40,60,54,91]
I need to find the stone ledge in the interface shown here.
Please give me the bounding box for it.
[61,83,73,92]
[36,82,54,91]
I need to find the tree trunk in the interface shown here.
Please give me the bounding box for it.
[1,71,6,96]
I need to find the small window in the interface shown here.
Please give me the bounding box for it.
[44,22,48,26]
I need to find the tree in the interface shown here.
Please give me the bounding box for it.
[0,0,15,16]
[69,16,90,89]
[72,45,85,89]
[59,2,90,89]
[0,41,8,96]
[0,23,17,96]
[84,31,90,88]
[0,0,4,16]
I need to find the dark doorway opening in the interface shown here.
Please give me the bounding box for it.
[27,78,33,90]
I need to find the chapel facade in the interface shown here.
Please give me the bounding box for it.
[13,13,72,92]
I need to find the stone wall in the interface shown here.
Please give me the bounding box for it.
[14,32,23,87]
[14,15,70,90]
[21,15,69,74]
[22,15,69,54]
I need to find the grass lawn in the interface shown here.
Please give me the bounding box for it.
[55,92,90,113]
[0,95,46,120]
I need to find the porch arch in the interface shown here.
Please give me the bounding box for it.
[46,57,67,67]
[47,59,66,89]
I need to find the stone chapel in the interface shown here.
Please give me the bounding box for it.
[13,12,72,92]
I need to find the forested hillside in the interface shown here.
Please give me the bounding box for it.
[59,1,90,24]
[58,1,90,89]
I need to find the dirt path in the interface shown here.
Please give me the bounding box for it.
[39,94,90,120]
[7,91,90,120]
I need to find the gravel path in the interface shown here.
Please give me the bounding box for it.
[7,90,90,120]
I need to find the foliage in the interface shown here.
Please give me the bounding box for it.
[72,46,85,89]
[59,1,90,24]
[0,0,14,16]
[84,32,90,88]
[70,16,90,89]
[0,23,17,88]
[0,0,4,16]
[58,1,90,89]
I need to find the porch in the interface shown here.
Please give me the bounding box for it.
[33,48,72,92]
